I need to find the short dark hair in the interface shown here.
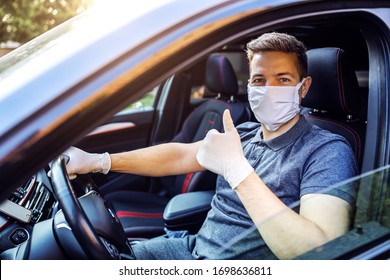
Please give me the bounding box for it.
[246,32,308,79]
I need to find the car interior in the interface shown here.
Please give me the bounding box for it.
[102,54,251,239]
[1,6,390,260]
[83,18,371,241]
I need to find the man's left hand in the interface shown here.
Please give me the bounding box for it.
[196,109,253,188]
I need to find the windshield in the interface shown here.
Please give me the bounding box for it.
[0,0,176,78]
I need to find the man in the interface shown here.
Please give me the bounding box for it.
[62,32,357,259]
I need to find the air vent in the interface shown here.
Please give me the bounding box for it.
[9,176,36,206]
[24,182,51,223]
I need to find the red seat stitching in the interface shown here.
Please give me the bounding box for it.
[116,211,163,218]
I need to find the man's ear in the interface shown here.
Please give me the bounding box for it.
[300,76,312,99]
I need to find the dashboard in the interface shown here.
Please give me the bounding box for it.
[0,170,57,253]
[0,164,132,260]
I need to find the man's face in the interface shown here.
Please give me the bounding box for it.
[249,51,301,87]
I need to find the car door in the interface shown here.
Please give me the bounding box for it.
[75,86,161,155]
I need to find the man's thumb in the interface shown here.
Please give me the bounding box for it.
[223,109,236,133]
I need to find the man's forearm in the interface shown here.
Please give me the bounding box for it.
[110,142,204,177]
[234,172,337,259]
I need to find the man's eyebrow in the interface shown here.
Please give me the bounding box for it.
[276,72,294,77]
[250,72,295,78]
[250,73,264,78]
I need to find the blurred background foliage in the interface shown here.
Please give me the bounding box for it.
[0,0,94,44]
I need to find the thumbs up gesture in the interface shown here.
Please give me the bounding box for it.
[196,109,254,189]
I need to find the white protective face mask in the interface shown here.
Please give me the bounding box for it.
[247,79,305,132]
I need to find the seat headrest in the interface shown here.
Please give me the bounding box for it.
[302,48,360,115]
[205,55,238,97]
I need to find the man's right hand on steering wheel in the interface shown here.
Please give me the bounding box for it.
[62,146,111,179]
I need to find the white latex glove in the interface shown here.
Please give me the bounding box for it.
[196,109,254,189]
[61,146,111,179]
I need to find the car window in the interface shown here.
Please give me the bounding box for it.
[118,86,158,114]
[213,166,390,260]
[190,85,206,100]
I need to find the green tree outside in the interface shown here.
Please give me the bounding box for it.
[0,0,94,44]
[0,0,156,109]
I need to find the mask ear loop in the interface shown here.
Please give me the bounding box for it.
[297,77,306,90]
[295,77,307,96]
[295,78,307,106]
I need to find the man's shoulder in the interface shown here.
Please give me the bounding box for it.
[302,122,355,158]
[307,123,349,144]
[236,121,261,132]
[236,121,261,137]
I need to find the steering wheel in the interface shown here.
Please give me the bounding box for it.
[50,155,133,259]
[74,173,99,195]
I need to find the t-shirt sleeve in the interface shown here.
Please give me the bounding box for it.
[300,139,358,206]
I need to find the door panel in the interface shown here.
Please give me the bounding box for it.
[75,85,160,154]
[76,109,155,154]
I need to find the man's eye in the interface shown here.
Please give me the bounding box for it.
[279,78,291,83]
[251,79,265,86]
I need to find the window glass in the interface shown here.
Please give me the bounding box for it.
[190,85,206,100]
[121,86,158,113]
[213,166,390,259]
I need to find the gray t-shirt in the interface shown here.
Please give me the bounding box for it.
[193,116,358,259]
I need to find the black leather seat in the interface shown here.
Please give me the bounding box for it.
[106,55,249,239]
[302,47,366,171]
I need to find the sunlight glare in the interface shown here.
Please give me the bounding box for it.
[77,0,175,36]
[62,0,175,51]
